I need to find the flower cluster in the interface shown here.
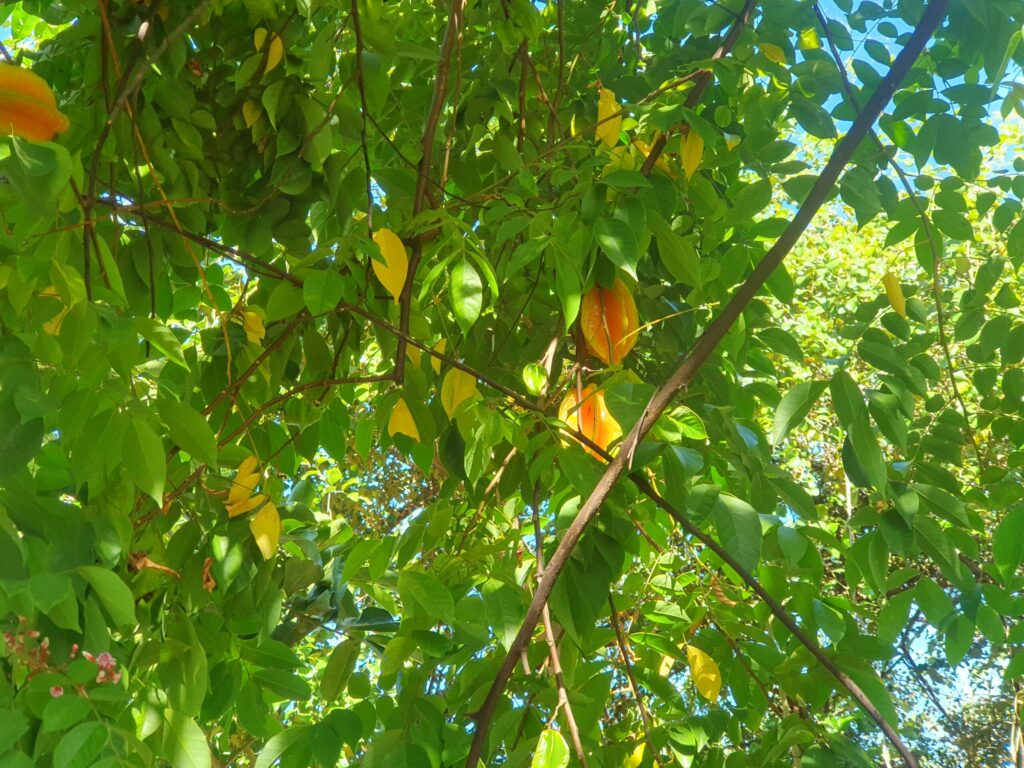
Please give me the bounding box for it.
[2,617,122,697]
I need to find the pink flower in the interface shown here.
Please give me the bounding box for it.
[111,672,122,685]
[70,644,79,659]
[50,686,63,698]
[95,652,116,671]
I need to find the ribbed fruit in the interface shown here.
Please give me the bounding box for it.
[558,384,622,458]
[580,277,638,365]
[0,64,69,141]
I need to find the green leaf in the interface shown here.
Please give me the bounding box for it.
[123,416,167,505]
[530,729,569,768]
[159,397,218,467]
[320,638,360,702]
[42,695,91,734]
[594,217,639,277]
[303,269,346,315]
[163,710,212,768]
[712,494,762,573]
[450,258,483,333]
[134,318,189,370]
[265,281,306,322]
[993,507,1024,582]
[77,566,137,629]
[54,722,106,768]
[254,726,310,768]
[398,569,455,623]
[773,381,827,446]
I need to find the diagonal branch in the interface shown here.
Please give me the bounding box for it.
[639,0,758,176]
[465,3,948,766]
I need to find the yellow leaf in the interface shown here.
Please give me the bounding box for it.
[227,493,267,519]
[680,128,704,180]
[441,368,478,418]
[624,744,645,768]
[633,138,673,176]
[372,228,409,303]
[570,113,578,138]
[723,132,741,151]
[250,500,280,560]
[228,456,261,507]
[408,345,422,367]
[658,654,675,677]
[686,645,722,701]
[883,271,906,318]
[254,28,268,51]
[242,100,261,129]
[431,339,446,374]
[243,310,265,343]
[798,27,821,50]
[265,33,284,74]
[760,42,787,65]
[596,88,622,148]
[387,398,420,442]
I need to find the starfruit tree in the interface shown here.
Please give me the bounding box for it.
[2,0,1024,767]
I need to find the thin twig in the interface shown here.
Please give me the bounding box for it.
[532,492,589,768]
[608,595,660,767]
[396,0,467,382]
[812,1,980,463]
[639,0,758,175]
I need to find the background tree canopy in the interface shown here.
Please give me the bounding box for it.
[2,0,1024,765]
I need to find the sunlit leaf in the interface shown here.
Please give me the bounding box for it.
[250,501,281,560]
[387,398,420,442]
[596,87,622,148]
[686,645,722,701]
[372,228,409,303]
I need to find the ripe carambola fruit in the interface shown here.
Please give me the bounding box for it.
[558,384,622,458]
[0,64,70,142]
[580,277,638,365]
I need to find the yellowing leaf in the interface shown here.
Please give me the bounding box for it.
[760,42,787,65]
[228,456,261,507]
[242,100,261,129]
[243,310,265,343]
[265,33,284,74]
[633,138,672,176]
[407,345,422,367]
[372,228,409,303]
[798,27,821,51]
[570,113,578,138]
[431,339,446,374]
[250,500,280,560]
[680,127,704,180]
[227,493,267,519]
[883,271,906,318]
[596,88,622,148]
[686,645,722,701]
[441,368,478,418]
[387,398,420,442]
[254,28,268,51]
[624,744,645,768]
[658,654,675,677]
[723,132,741,151]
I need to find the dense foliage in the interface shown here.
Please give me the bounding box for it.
[2,0,1024,766]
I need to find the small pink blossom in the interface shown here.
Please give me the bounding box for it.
[95,652,116,671]
[111,671,122,685]
[49,686,63,698]
[70,644,79,659]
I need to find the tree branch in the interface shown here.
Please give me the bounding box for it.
[395,0,466,381]
[465,3,948,765]
[639,0,758,176]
